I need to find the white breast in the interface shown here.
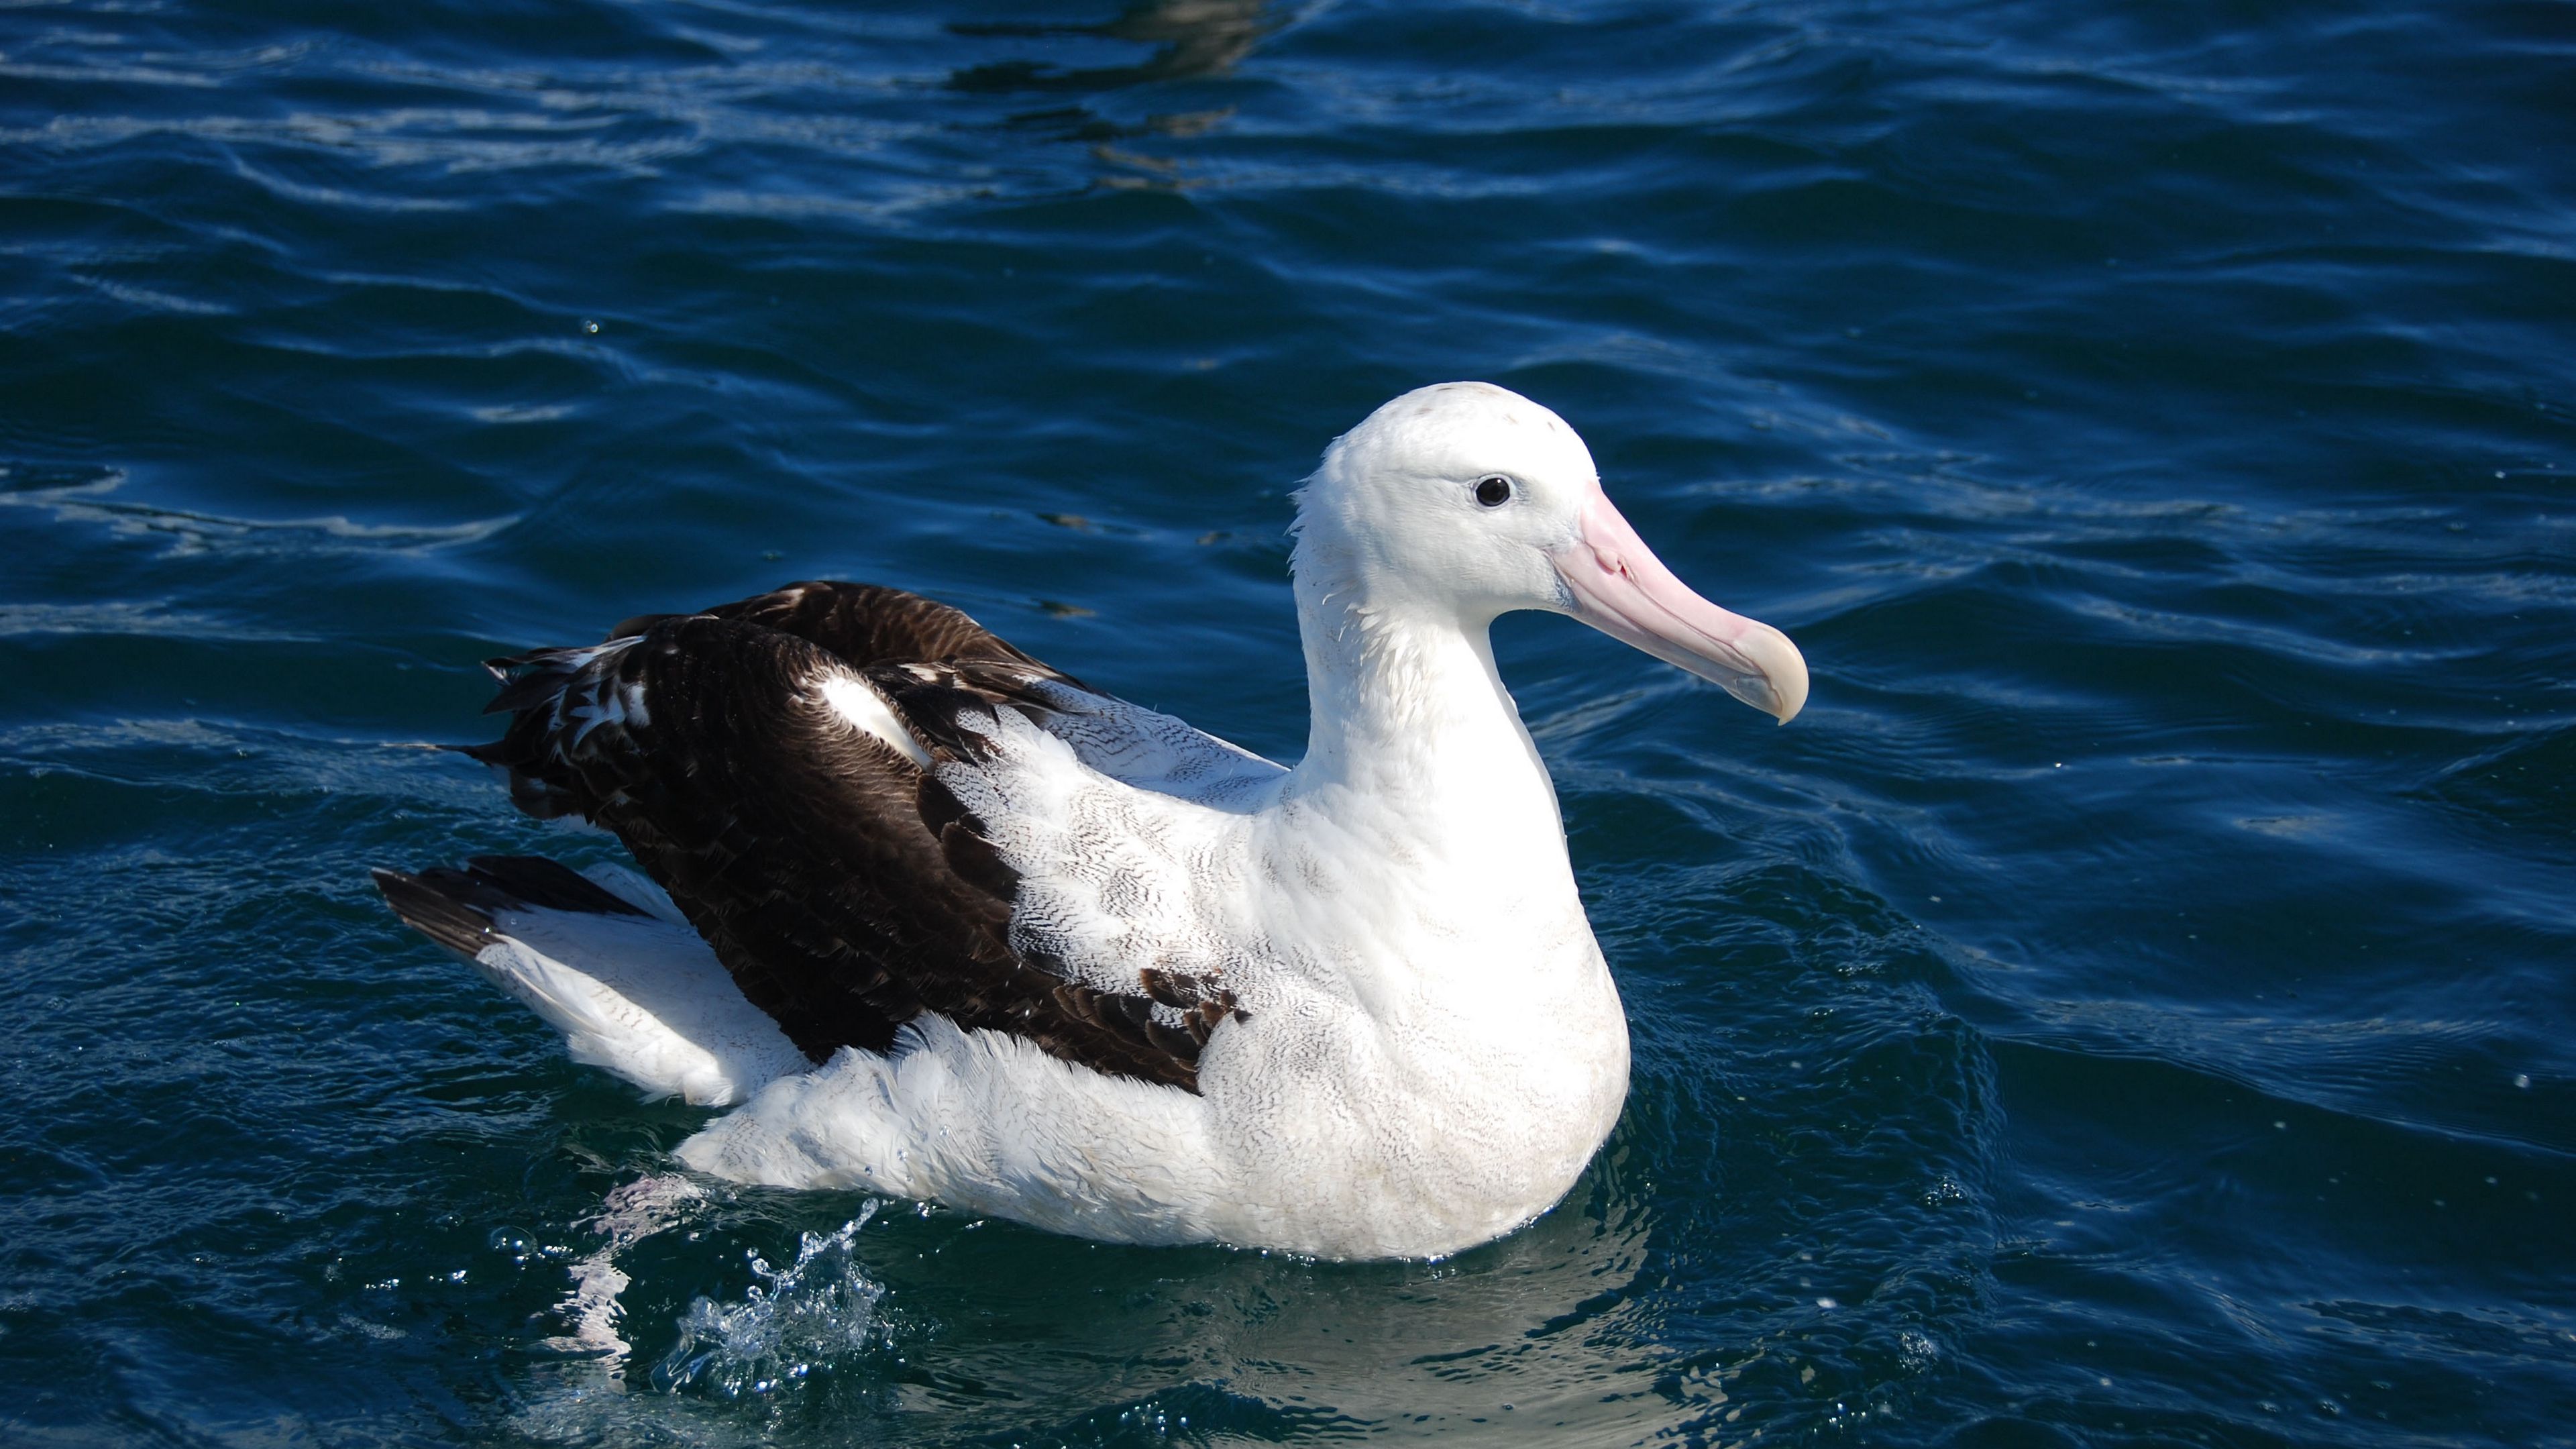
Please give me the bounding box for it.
[672,678,1630,1258]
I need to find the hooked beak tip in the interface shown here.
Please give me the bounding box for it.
[1740,623,1809,724]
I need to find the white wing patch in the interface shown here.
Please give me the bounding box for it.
[1024,679,1283,810]
[936,708,1272,1014]
[820,673,933,769]
[579,859,693,928]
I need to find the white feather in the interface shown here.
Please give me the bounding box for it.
[820,674,932,768]
[466,905,804,1107]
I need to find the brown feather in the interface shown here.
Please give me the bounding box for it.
[416,581,1212,1091]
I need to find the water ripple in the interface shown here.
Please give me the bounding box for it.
[3,0,2571,1442]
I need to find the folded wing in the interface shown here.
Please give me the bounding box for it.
[422,582,1270,1093]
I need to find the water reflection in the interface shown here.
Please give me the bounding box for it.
[1000,103,1234,144]
[948,0,1275,93]
[663,1159,1671,1439]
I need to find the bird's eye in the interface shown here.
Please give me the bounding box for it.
[1474,476,1513,508]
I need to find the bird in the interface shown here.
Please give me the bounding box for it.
[374,381,1807,1260]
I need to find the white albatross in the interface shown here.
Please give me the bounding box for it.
[374,382,1807,1260]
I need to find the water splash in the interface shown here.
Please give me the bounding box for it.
[655,1203,887,1399]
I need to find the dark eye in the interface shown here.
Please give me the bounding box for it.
[1474,476,1513,507]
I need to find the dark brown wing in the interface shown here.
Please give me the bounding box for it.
[611,580,1067,678]
[439,586,1208,1091]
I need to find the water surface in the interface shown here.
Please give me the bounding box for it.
[3,0,2572,1444]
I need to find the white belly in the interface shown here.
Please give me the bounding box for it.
[1203,948,1633,1256]
[672,929,1631,1261]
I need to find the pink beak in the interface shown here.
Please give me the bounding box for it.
[1550,490,1809,723]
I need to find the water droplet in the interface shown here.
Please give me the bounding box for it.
[657,1205,886,1399]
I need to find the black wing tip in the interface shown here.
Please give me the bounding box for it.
[461,855,649,917]
[372,866,500,957]
[372,855,646,958]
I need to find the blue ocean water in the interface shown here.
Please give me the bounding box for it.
[3,0,2571,1442]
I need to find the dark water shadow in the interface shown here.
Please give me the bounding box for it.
[946,0,1278,95]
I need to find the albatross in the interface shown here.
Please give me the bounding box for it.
[374,382,1807,1260]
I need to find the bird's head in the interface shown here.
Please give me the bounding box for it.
[1293,382,1807,722]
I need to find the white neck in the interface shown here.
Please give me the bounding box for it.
[1270,539,1611,1059]
[1281,552,1570,888]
